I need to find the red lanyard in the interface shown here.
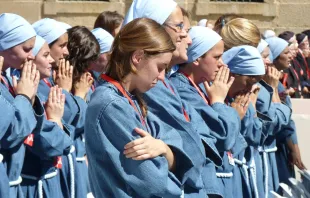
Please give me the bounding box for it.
[160,79,190,122]
[101,74,146,126]
[179,72,209,105]
[293,59,304,76]
[43,78,52,88]
[1,75,15,96]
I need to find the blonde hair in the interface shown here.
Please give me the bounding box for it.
[106,18,175,116]
[220,18,261,51]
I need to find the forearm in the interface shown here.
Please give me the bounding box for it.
[162,144,176,171]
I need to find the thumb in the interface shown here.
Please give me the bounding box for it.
[134,128,150,137]
[202,79,211,92]
[53,70,56,82]
[227,76,235,88]
[12,76,17,91]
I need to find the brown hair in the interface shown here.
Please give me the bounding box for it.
[220,18,261,50]
[214,14,243,33]
[180,7,191,19]
[67,26,100,89]
[106,18,176,116]
[94,11,124,37]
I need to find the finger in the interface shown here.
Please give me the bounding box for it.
[60,59,65,76]
[30,62,37,81]
[123,144,146,155]
[60,93,65,106]
[215,66,223,82]
[227,76,235,89]
[224,67,230,83]
[12,76,17,91]
[134,128,150,137]
[52,86,57,103]
[125,149,147,158]
[0,56,3,72]
[48,87,54,102]
[218,67,226,82]
[25,61,31,79]
[65,61,70,76]
[202,80,211,92]
[124,138,145,149]
[243,96,250,109]
[56,87,61,103]
[53,70,57,82]
[132,154,152,161]
[69,65,73,78]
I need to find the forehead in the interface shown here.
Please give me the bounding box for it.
[22,36,36,47]
[166,7,183,23]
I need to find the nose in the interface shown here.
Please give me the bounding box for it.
[48,54,55,64]
[63,46,69,57]
[186,34,192,46]
[218,58,225,67]
[157,70,166,81]
[27,52,34,61]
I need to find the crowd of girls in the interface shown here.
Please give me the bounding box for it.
[0,0,307,197]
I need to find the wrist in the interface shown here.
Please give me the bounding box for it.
[74,90,87,99]
[210,97,225,105]
[48,118,63,129]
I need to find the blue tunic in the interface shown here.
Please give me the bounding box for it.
[256,81,292,197]
[170,72,241,198]
[143,77,223,197]
[0,88,15,198]
[40,78,90,198]
[276,83,298,187]
[20,80,74,198]
[85,81,196,197]
[0,72,44,198]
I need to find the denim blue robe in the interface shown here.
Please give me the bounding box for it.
[143,76,223,197]
[256,81,292,197]
[276,82,298,187]
[20,79,74,198]
[40,78,90,198]
[170,72,242,198]
[85,80,197,197]
[0,72,44,198]
[0,88,15,198]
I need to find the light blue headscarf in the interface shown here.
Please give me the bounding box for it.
[265,37,288,62]
[222,45,265,75]
[123,0,177,26]
[32,18,67,44]
[257,39,269,54]
[187,26,222,63]
[32,36,46,57]
[91,28,114,54]
[0,13,36,51]
[58,21,72,30]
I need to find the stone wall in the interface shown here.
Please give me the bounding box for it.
[1,0,310,34]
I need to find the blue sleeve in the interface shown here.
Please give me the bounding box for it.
[175,84,240,151]
[146,111,205,189]
[182,101,222,166]
[87,98,183,197]
[26,116,73,159]
[1,95,43,149]
[256,82,292,135]
[0,93,15,139]
[70,96,88,139]
[62,90,80,124]
[240,103,262,147]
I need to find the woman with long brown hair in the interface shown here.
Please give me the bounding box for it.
[85,18,195,197]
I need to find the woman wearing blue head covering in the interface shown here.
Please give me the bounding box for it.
[90,28,114,81]
[19,35,73,198]
[0,13,47,198]
[170,26,250,198]
[125,2,223,197]
[85,17,195,198]
[266,37,306,190]
[256,38,296,197]
[33,18,86,198]
[222,45,267,198]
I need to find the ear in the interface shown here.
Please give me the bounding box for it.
[192,58,200,67]
[131,50,144,67]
